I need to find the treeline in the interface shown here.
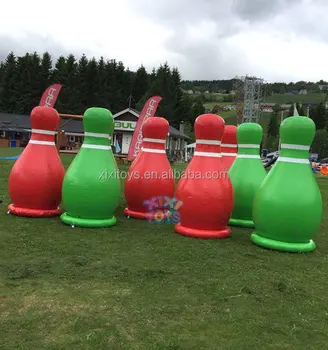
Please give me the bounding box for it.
[181,79,328,95]
[266,102,328,158]
[181,80,235,93]
[0,52,205,130]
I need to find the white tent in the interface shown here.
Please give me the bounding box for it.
[185,142,196,161]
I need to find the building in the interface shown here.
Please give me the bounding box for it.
[0,108,190,156]
[110,108,190,155]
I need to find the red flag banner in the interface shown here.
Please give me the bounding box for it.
[127,96,162,161]
[39,84,62,107]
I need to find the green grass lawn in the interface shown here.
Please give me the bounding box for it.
[265,93,326,105]
[204,101,233,110]
[1,149,328,348]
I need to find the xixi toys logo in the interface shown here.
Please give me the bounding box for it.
[143,196,183,224]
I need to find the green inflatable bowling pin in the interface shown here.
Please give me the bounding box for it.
[229,123,266,228]
[251,116,322,252]
[61,107,120,228]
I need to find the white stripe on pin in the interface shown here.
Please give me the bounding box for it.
[81,144,111,150]
[277,157,309,164]
[194,151,222,158]
[222,152,237,156]
[196,140,221,145]
[221,143,237,148]
[84,132,111,139]
[32,129,56,135]
[238,144,260,148]
[29,140,55,146]
[141,148,166,154]
[237,154,260,159]
[143,138,166,144]
[280,143,310,151]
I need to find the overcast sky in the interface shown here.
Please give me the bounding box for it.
[0,0,327,82]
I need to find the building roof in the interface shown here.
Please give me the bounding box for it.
[0,108,191,139]
[112,108,190,139]
[0,112,84,133]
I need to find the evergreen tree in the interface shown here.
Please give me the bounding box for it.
[28,52,43,108]
[311,102,326,130]
[97,56,110,109]
[146,62,176,122]
[0,62,5,109]
[312,129,328,158]
[122,67,134,108]
[52,55,79,113]
[0,51,197,125]
[267,104,280,138]
[191,98,205,120]
[40,52,53,92]
[288,103,294,117]
[65,54,79,113]
[85,57,99,108]
[76,54,89,113]
[149,68,156,86]
[0,52,17,112]
[104,59,118,111]
[14,53,32,114]
[115,61,128,111]
[171,67,184,127]
[132,65,149,104]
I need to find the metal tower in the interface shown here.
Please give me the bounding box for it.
[233,75,264,124]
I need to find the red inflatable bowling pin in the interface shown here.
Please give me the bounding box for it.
[221,125,237,170]
[174,114,234,238]
[8,106,65,217]
[124,117,175,220]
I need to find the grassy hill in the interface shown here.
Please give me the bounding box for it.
[202,91,327,126]
[265,92,326,105]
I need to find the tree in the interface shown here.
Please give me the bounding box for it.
[76,54,89,113]
[115,61,129,111]
[311,102,326,130]
[265,135,279,152]
[0,51,196,126]
[171,67,185,127]
[0,52,17,112]
[85,57,100,108]
[104,59,118,111]
[267,104,280,138]
[97,56,110,109]
[145,62,177,122]
[191,98,205,120]
[28,52,43,108]
[288,103,294,117]
[13,53,32,114]
[132,65,149,104]
[52,55,79,114]
[40,51,53,92]
[312,129,328,159]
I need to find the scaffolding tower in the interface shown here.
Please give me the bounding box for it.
[233,75,265,124]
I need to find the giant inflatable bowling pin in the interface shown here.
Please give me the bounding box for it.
[124,117,175,220]
[174,114,234,238]
[251,116,322,252]
[8,106,65,217]
[229,123,266,228]
[221,125,237,170]
[61,107,120,227]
